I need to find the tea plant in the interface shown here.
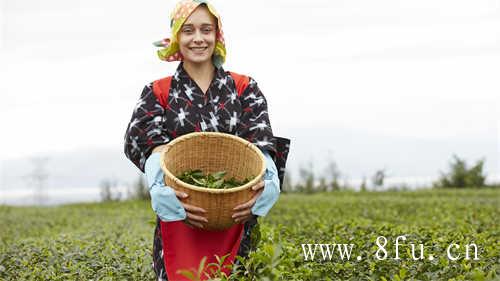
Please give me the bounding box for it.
[177,170,252,189]
[1,189,499,280]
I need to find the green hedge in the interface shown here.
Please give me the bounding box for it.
[1,189,499,280]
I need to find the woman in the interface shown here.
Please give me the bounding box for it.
[124,1,290,280]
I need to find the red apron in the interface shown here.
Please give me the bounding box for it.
[160,221,244,280]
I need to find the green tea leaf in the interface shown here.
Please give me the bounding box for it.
[211,171,227,180]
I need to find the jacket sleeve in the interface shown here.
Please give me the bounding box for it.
[124,84,171,172]
[236,77,291,190]
[236,77,277,155]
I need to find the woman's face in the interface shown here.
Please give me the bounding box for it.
[178,5,217,66]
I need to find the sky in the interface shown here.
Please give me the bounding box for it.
[0,0,499,191]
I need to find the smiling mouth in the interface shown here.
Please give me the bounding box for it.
[189,47,208,51]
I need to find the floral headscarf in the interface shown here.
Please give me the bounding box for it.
[153,0,226,67]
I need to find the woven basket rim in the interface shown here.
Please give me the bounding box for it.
[160,132,266,194]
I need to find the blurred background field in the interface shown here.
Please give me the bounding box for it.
[1,188,499,280]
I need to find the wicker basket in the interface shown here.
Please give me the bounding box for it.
[160,132,266,231]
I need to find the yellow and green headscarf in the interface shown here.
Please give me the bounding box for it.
[153,0,226,67]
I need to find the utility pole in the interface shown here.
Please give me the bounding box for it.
[30,157,49,205]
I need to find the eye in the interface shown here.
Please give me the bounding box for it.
[202,26,214,33]
[181,27,194,34]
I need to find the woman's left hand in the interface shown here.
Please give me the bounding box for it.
[232,181,265,224]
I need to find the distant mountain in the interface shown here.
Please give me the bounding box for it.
[1,147,141,190]
[280,125,498,184]
[1,127,498,190]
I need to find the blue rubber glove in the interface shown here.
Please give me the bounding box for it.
[251,151,280,217]
[145,152,186,222]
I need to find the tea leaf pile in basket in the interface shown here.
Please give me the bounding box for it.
[177,170,253,189]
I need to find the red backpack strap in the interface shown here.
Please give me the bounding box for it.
[229,71,250,96]
[152,76,172,109]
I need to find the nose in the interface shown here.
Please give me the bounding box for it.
[193,30,204,45]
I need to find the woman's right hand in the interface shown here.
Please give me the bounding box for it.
[173,190,208,229]
[146,151,207,228]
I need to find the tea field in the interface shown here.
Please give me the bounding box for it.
[1,189,499,280]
